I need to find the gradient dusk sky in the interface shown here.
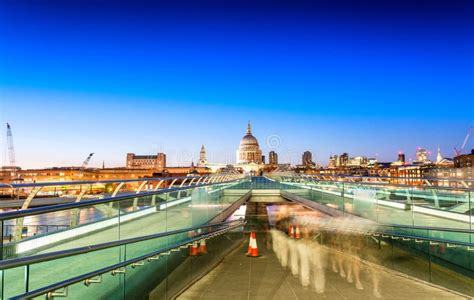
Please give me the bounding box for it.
[1,0,473,169]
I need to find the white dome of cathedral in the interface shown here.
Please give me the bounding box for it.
[236,122,263,165]
[239,128,260,148]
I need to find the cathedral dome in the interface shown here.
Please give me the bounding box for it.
[239,123,260,148]
[240,133,259,147]
[236,122,263,165]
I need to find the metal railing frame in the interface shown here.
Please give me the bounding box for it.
[0,177,245,222]
[6,220,246,300]
[0,219,244,270]
[279,175,474,192]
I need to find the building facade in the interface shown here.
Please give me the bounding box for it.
[414,148,430,164]
[339,153,349,166]
[302,151,314,167]
[236,123,263,165]
[198,145,208,167]
[454,149,474,168]
[126,153,166,169]
[235,122,263,173]
[269,151,278,166]
[1,166,211,185]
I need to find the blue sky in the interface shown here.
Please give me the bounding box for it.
[1,0,473,168]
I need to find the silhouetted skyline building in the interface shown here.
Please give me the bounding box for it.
[302,151,315,167]
[269,151,278,166]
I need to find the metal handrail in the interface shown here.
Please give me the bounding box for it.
[0,178,243,221]
[375,223,474,234]
[9,220,246,300]
[0,219,244,270]
[298,174,474,182]
[10,219,472,300]
[281,176,474,191]
[0,175,217,189]
[314,225,474,247]
[311,218,474,234]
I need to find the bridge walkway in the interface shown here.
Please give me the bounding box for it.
[180,234,465,300]
[179,202,469,300]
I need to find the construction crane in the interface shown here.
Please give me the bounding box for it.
[454,127,473,157]
[81,153,94,169]
[6,123,17,179]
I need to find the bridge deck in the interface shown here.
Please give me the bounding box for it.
[179,227,467,300]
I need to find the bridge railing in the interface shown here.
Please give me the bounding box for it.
[265,174,474,296]
[277,174,474,188]
[0,219,246,300]
[0,174,241,209]
[271,220,474,296]
[272,175,474,231]
[0,175,250,260]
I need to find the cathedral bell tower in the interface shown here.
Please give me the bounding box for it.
[198,145,208,167]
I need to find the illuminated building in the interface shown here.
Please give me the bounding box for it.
[398,153,405,164]
[339,153,349,166]
[391,152,407,167]
[236,122,262,164]
[347,156,368,167]
[414,148,431,164]
[198,145,208,167]
[0,166,211,185]
[328,155,337,168]
[236,122,263,173]
[454,149,474,168]
[269,151,278,166]
[302,151,315,167]
[126,153,166,169]
[435,146,454,167]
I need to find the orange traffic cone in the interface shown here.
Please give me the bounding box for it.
[198,239,207,254]
[247,233,252,254]
[188,241,199,256]
[247,232,259,257]
[295,224,301,240]
[288,225,294,238]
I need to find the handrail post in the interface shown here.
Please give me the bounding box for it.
[169,178,178,188]
[107,182,125,217]
[132,181,148,211]
[0,220,4,261]
[70,185,90,227]
[14,186,43,241]
[151,180,165,206]
[177,178,189,199]
[469,191,472,232]
[341,182,345,216]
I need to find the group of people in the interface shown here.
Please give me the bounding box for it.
[270,228,327,293]
[269,213,383,298]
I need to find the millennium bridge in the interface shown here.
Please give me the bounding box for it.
[0,175,472,299]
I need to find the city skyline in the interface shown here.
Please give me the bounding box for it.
[0,2,473,299]
[0,117,468,169]
[1,0,473,169]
